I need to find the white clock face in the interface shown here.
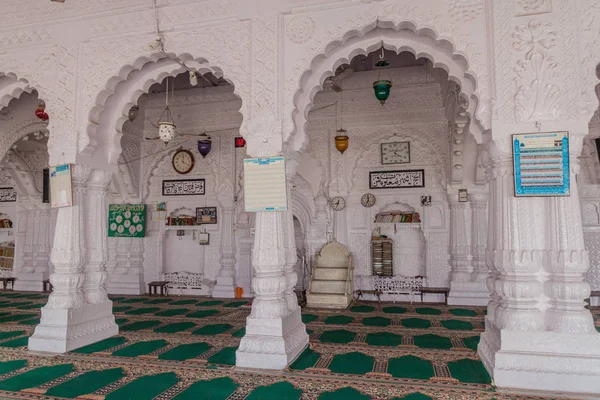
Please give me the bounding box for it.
[331,196,346,211]
[173,150,194,174]
[381,141,410,164]
[361,193,376,207]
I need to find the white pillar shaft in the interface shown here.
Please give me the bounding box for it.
[470,193,488,282]
[448,196,472,282]
[213,207,237,298]
[282,181,299,311]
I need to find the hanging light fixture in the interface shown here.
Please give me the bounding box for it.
[157,77,176,144]
[334,83,349,154]
[197,133,212,158]
[128,105,139,122]
[373,46,392,105]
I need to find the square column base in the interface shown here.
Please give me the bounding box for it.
[212,276,236,299]
[478,320,600,396]
[236,309,309,370]
[447,281,490,306]
[14,272,48,292]
[28,301,118,354]
[107,274,144,295]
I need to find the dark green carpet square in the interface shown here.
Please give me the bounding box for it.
[112,339,168,357]
[0,330,26,340]
[159,342,211,361]
[155,308,191,317]
[415,307,442,315]
[105,372,178,400]
[449,308,478,317]
[231,328,245,337]
[0,336,29,348]
[154,322,196,334]
[0,360,27,375]
[401,318,431,329]
[246,381,302,400]
[302,314,319,323]
[45,368,124,399]
[120,298,149,303]
[289,347,319,370]
[197,300,224,306]
[172,377,238,400]
[319,329,356,344]
[207,346,238,365]
[441,319,474,331]
[448,358,491,384]
[113,306,134,313]
[324,315,353,325]
[192,324,233,336]
[382,306,408,314]
[120,320,162,331]
[362,316,391,327]
[145,298,174,304]
[413,334,452,349]
[171,299,198,306]
[125,307,161,315]
[319,387,369,400]
[187,309,220,318]
[0,363,74,392]
[328,352,373,375]
[365,332,402,346]
[388,355,434,380]
[463,336,480,351]
[350,305,375,313]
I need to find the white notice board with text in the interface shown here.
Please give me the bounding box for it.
[243,157,288,212]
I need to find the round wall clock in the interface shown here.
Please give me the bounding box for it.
[172,149,195,174]
[330,196,346,211]
[361,193,376,207]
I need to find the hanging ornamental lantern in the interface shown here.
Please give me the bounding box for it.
[335,128,349,154]
[157,106,176,144]
[197,136,212,158]
[373,48,392,106]
[35,101,49,121]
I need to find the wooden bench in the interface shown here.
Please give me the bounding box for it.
[148,281,169,296]
[0,277,15,290]
[420,287,450,304]
[43,279,52,293]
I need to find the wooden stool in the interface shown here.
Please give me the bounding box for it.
[0,277,15,290]
[43,279,53,293]
[420,287,450,304]
[148,281,169,296]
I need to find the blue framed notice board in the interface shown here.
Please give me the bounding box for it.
[512,132,569,197]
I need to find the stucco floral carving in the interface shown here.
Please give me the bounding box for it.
[515,0,552,16]
[449,0,483,23]
[286,16,315,44]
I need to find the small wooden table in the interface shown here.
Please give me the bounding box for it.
[0,277,15,290]
[43,279,53,293]
[420,287,450,304]
[148,281,169,296]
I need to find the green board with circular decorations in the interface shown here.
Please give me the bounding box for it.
[108,204,146,238]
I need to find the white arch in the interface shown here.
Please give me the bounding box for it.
[0,73,35,111]
[287,24,486,155]
[83,53,246,167]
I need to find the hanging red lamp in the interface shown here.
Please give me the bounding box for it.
[35,101,49,121]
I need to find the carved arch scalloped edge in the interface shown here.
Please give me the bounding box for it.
[0,72,36,111]
[83,53,246,166]
[286,22,487,155]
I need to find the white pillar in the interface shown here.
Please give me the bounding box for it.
[29,165,117,353]
[213,207,237,298]
[470,193,489,283]
[478,142,600,394]
[14,204,52,291]
[282,163,300,311]
[236,206,308,369]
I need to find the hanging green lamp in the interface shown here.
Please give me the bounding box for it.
[373,47,392,106]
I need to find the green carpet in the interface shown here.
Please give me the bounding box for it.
[72,337,127,354]
[112,339,168,357]
[449,308,478,317]
[0,360,26,375]
[246,381,302,400]
[145,298,174,304]
[441,319,474,331]
[115,318,129,325]
[0,363,74,392]
[319,387,370,400]
[365,332,402,346]
[192,323,233,336]
[328,352,374,375]
[447,358,491,384]
[0,312,11,317]
[350,305,375,313]
[319,329,356,344]
[0,313,36,323]
[196,300,224,306]
[382,306,408,314]
[154,322,196,334]
[125,307,161,315]
[289,347,320,370]
[0,330,26,340]
[302,314,319,323]
[16,303,43,309]
[207,346,238,365]
[113,306,134,313]
[109,297,126,301]
[401,318,431,329]
[19,318,40,325]
[463,336,480,351]
[388,355,434,380]
[187,309,220,318]
[3,302,32,307]
[159,342,211,361]
[413,334,452,349]
[0,337,29,348]
[231,328,245,337]
[155,308,191,317]
[415,307,442,315]
[393,393,433,400]
[45,368,124,399]
[171,299,199,306]
[105,372,179,400]
[120,320,162,331]
[362,316,391,327]
[324,315,353,325]
[223,301,248,308]
[120,298,149,303]
[172,377,238,400]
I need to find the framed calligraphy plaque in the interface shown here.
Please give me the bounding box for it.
[162,179,205,196]
[369,169,425,189]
